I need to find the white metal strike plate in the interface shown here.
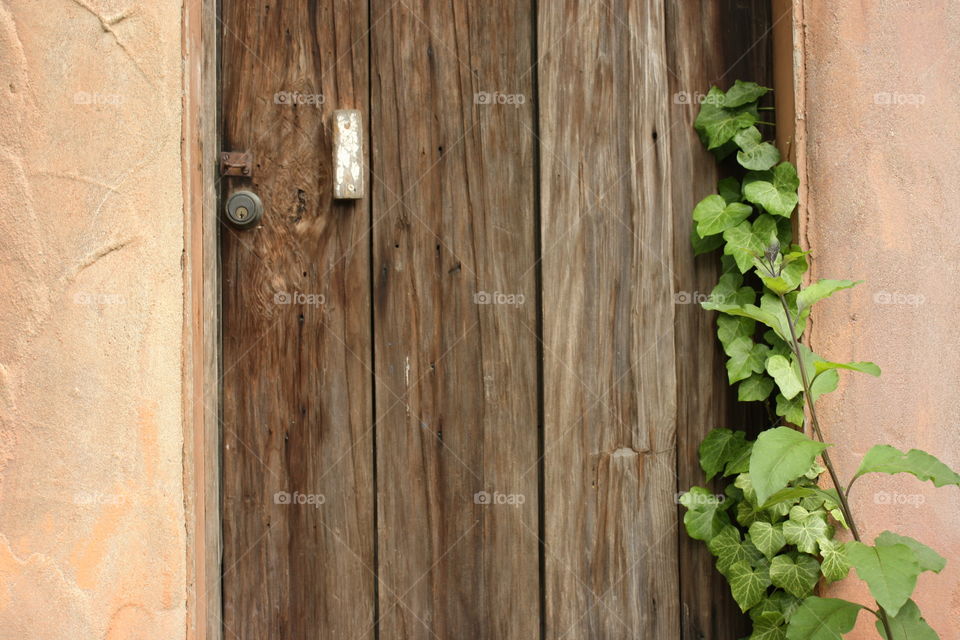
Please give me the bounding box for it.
[333,109,364,199]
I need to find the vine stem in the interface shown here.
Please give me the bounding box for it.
[776,292,896,640]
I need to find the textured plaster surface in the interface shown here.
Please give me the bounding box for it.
[802,1,960,636]
[0,0,186,638]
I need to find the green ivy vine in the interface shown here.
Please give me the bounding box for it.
[681,80,960,640]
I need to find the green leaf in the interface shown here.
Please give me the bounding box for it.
[719,177,742,203]
[819,539,851,582]
[758,486,816,510]
[751,621,787,640]
[705,272,755,309]
[724,80,771,108]
[786,597,863,640]
[809,369,839,404]
[750,427,830,505]
[775,393,805,426]
[681,487,731,541]
[876,599,939,640]
[725,443,754,477]
[875,531,946,574]
[695,87,760,150]
[734,126,781,171]
[739,374,776,402]
[783,509,832,555]
[759,252,808,295]
[749,521,786,560]
[726,337,771,384]
[853,445,960,487]
[796,279,860,311]
[727,561,772,612]
[765,355,804,400]
[847,541,922,616]
[743,162,800,218]
[813,360,882,377]
[718,314,757,351]
[709,525,760,574]
[699,429,751,481]
[724,220,768,273]
[762,293,800,338]
[769,554,820,598]
[694,194,754,237]
[691,226,725,255]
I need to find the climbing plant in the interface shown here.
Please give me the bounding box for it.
[680,80,960,639]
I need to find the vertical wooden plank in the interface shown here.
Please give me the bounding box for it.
[539,1,679,638]
[182,0,220,637]
[665,2,773,638]
[219,1,373,638]
[371,1,539,638]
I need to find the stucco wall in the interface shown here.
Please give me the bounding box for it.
[0,0,186,638]
[801,0,960,636]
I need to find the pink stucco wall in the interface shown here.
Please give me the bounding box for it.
[0,1,187,637]
[800,0,960,636]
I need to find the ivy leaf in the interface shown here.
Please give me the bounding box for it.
[819,538,851,582]
[734,126,781,171]
[796,279,860,311]
[758,486,817,510]
[783,509,832,555]
[759,252,808,295]
[699,429,752,481]
[813,360,882,377]
[694,194,754,237]
[705,272,755,309]
[723,79,771,108]
[853,445,960,487]
[718,315,756,351]
[724,220,768,273]
[875,531,946,574]
[809,369,839,405]
[750,427,830,505]
[765,355,804,400]
[726,337,771,384]
[775,393,805,426]
[739,374,776,402]
[769,554,820,598]
[750,618,787,640]
[743,162,800,218]
[718,176,742,203]
[680,487,731,541]
[749,521,786,560]
[691,226,725,255]
[786,597,863,640]
[847,541,922,616]
[695,87,759,149]
[727,561,772,612]
[725,443,753,477]
[709,525,762,575]
[876,599,939,640]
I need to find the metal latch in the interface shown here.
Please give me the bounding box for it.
[220,151,253,177]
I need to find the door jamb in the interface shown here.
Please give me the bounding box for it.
[182,0,221,638]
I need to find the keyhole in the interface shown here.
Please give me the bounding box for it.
[235,206,249,220]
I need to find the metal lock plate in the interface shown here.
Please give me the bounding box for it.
[225,190,263,228]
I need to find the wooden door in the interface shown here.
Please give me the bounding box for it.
[219,2,771,638]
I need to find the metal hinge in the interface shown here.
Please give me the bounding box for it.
[220,151,253,177]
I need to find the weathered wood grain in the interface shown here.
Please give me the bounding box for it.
[538,1,679,638]
[665,2,772,638]
[370,1,539,638]
[219,1,373,638]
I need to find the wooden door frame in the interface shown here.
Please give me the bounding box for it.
[183,0,221,638]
